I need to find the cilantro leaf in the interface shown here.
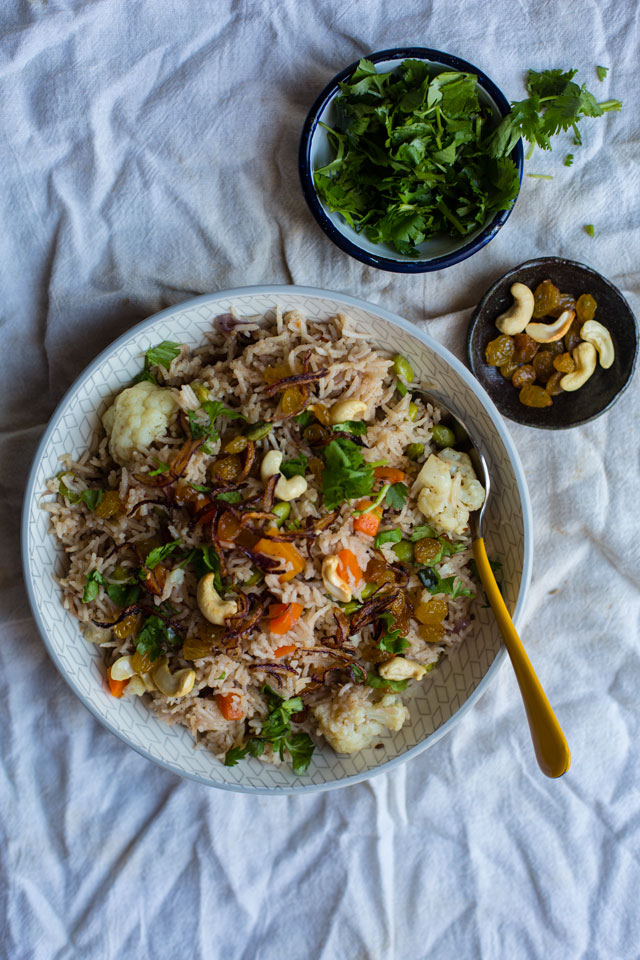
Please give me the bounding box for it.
[192,545,224,594]
[367,670,409,693]
[374,527,403,549]
[284,732,315,775]
[332,420,368,436]
[106,581,140,607]
[385,482,408,510]
[410,524,436,541]
[377,612,410,654]
[58,474,105,512]
[584,223,595,237]
[82,570,105,603]
[135,341,182,383]
[144,539,181,570]
[188,482,211,493]
[564,154,574,167]
[418,567,474,600]
[149,459,170,477]
[216,490,243,503]
[189,400,246,443]
[596,65,608,82]
[280,454,308,479]
[135,615,180,662]
[295,410,315,428]
[322,438,375,509]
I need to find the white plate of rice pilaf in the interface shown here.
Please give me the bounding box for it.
[23,286,532,794]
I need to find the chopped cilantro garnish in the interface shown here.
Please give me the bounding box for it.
[188,482,211,493]
[149,459,170,476]
[367,670,409,693]
[377,612,410,655]
[385,482,408,511]
[58,474,104,512]
[135,615,180,662]
[322,438,375,509]
[596,65,608,82]
[135,341,181,383]
[106,581,140,607]
[584,224,595,237]
[411,524,437,541]
[418,567,474,600]
[82,570,105,604]
[216,490,243,503]
[224,685,314,775]
[564,154,574,167]
[332,420,368,436]
[192,545,224,594]
[144,539,182,570]
[188,400,246,444]
[294,410,315,428]
[280,454,308,478]
[374,527,403,549]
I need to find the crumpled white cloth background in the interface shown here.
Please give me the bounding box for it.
[1,1,639,958]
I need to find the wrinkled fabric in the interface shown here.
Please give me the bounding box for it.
[1,1,639,958]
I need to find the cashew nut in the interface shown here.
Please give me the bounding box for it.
[197,573,238,625]
[260,450,308,502]
[526,309,575,343]
[109,655,137,681]
[378,657,427,681]
[560,341,597,391]
[580,320,615,369]
[495,283,535,335]
[151,656,196,698]
[124,676,147,697]
[329,398,367,425]
[83,624,112,645]
[321,555,352,603]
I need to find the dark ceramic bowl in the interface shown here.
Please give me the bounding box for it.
[467,257,638,428]
[298,47,524,273]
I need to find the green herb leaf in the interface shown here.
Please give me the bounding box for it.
[385,482,408,510]
[135,341,182,383]
[149,459,170,477]
[377,612,410,654]
[144,539,182,570]
[189,400,246,443]
[596,65,608,82]
[411,524,437,541]
[106,581,140,607]
[216,490,243,503]
[322,438,375,509]
[82,570,105,603]
[584,223,595,237]
[191,545,224,594]
[564,154,574,167]
[135,615,179,662]
[374,527,403,549]
[332,420,368,436]
[367,670,409,693]
[225,685,314,774]
[280,454,309,479]
[418,567,474,599]
[284,732,316,775]
[295,410,315,428]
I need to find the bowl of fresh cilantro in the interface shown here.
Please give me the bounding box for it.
[299,48,524,272]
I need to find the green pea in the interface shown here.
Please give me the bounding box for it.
[192,382,210,404]
[361,582,378,600]
[432,424,456,448]
[405,442,424,461]
[272,501,291,526]
[393,354,414,383]
[392,540,414,563]
[408,402,419,421]
[245,421,273,442]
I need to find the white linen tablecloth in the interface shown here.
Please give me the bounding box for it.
[1,2,639,958]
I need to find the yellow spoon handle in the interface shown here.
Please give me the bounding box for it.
[472,537,571,778]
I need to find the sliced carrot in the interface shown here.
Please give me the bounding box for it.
[374,467,406,483]
[216,691,244,720]
[353,510,381,537]
[107,670,128,698]
[336,548,363,587]
[254,537,305,583]
[268,602,303,635]
[273,643,297,658]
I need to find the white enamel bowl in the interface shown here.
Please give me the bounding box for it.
[22,286,532,794]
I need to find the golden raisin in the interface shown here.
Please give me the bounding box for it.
[218,511,242,543]
[224,435,248,454]
[418,623,446,643]
[415,596,448,625]
[513,333,540,364]
[311,403,331,426]
[538,340,565,357]
[364,556,396,587]
[278,386,306,417]
[519,384,553,408]
[499,360,520,379]
[131,650,153,675]
[532,279,561,318]
[112,613,140,640]
[553,352,575,373]
[576,293,597,324]
[182,634,216,660]
[309,457,324,483]
[303,423,329,446]
[95,490,122,520]
[413,538,441,565]
[209,455,242,482]
[264,362,290,385]
[512,364,537,388]
[199,622,225,646]
[532,351,556,382]
[545,372,565,396]
[564,317,583,353]
[547,291,576,318]
[485,334,515,367]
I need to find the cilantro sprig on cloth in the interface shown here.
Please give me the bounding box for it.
[224,685,315,775]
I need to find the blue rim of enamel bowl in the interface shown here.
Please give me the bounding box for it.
[22,285,533,795]
[298,47,524,273]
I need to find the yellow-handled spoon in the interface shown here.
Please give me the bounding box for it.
[414,388,571,778]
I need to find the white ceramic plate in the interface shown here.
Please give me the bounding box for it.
[22,286,533,794]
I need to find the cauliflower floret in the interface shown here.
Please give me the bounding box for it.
[312,688,408,755]
[415,448,485,536]
[102,381,179,465]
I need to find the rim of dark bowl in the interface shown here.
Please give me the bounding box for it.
[298,47,524,273]
[466,256,639,428]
